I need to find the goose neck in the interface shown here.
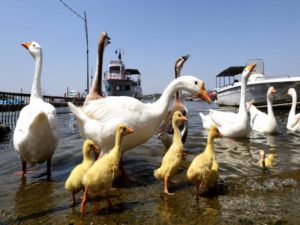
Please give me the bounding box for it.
[90,42,105,95]
[30,53,43,101]
[289,92,297,117]
[267,94,274,117]
[238,76,247,114]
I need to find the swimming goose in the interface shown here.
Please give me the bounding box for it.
[69,75,211,155]
[84,32,110,105]
[80,124,134,213]
[65,139,98,205]
[154,111,188,195]
[286,88,300,132]
[248,86,278,134]
[200,64,256,137]
[187,125,221,200]
[13,41,59,176]
[157,55,190,149]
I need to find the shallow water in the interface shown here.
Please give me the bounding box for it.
[0,101,300,225]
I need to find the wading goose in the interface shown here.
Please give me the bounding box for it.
[13,41,59,176]
[69,75,211,155]
[247,86,278,134]
[154,111,188,195]
[65,139,98,206]
[286,88,300,132]
[187,125,221,200]
[80,124,134,213]
[84,32,110,105]
[157,55,190,149]
[200,64,256,137]
[258,150,275,169]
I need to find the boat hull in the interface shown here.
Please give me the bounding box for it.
[217,79,300,107]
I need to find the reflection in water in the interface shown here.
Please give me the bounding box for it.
[14,177,55,223]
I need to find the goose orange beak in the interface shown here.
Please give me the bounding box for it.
[246,64,256,72]
[21,42,31,49]
[197,84,212,104]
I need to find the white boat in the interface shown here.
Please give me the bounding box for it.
[103,50,143,100]
[215,59,300,107]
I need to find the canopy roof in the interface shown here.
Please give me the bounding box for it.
[216,66,244,77]
[125,69,141,75]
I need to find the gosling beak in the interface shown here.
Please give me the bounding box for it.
[93,144,101,153]
[127,127,134,134]
[197,85,212,104]
[246,64,256,72]
[181,115,188,121]
[21,42,31,49]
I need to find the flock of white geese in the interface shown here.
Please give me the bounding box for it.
[12,32,300,213]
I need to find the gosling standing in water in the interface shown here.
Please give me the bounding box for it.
[65,139,99,205]
[187,125,221,200]
[259,150,275,170]
[80,124,134,213]
[154,111,188,195]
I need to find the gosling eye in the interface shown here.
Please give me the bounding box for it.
[195,81,198,85]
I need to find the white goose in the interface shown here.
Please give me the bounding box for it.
[247,86,278,134]
[69,76,211,154]
[13,41,59,176]
[286,88,300,132]
[200,64,256,137]
[84,32,110,105]
[157,55,190,149]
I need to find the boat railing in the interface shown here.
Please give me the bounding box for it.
[104,72,125,80]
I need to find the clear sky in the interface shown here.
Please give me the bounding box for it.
[1,0,300,96]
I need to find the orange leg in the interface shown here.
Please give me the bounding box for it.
[105,190,113,209]
[71,191,76,206]
[164,173,174,195]
[80,188,88,213]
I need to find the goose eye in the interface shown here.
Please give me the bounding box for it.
[195,81,198,85]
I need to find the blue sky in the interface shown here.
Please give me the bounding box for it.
[1,0,300,95]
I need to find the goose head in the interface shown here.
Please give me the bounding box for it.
[21,41,42,59]
[175,55,190,78]
[267,86,276,100]
[100,31,111,48]
[242,64,256,81]
[116,124,134,137]
[208,124,222,139]
[286,88,296,97]
[174,76,211,103]
[83,139,100,154]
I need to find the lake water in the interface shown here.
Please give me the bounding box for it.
[0,101,299,225]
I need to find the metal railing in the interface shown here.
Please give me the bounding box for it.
[0,91,84,129]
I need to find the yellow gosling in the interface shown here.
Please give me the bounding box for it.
[80,124,134,213]
[65,139,98,205]
[187,125,221,200]
[154,111,188,195]
[259,150,275,169]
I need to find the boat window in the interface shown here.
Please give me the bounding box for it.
[109,66,121,74]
